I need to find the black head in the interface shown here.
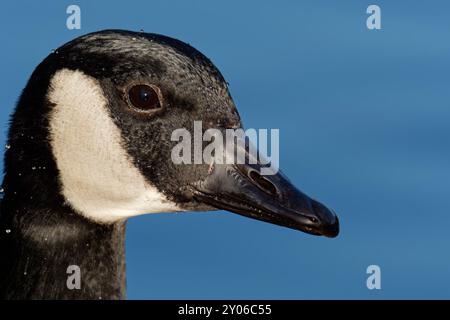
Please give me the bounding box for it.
[2,30,339,237]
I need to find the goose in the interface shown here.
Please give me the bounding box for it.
[0,30,339,299]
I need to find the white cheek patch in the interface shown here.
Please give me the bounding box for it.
[47,68,182,223]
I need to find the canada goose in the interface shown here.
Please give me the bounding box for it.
[0,30,339,299]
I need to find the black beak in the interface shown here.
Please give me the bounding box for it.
[191,162,339,238]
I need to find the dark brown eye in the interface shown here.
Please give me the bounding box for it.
[127,84,161,111]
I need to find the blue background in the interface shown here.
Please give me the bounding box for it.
[1,1,449,299]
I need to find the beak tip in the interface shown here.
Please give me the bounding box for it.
[322,216,340,238]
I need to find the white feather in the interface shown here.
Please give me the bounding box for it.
[47,69,182,223]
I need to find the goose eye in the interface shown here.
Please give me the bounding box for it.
[127,84,161,111]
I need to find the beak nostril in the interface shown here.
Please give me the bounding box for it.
[248,170,277,196]
[309,217,318,224]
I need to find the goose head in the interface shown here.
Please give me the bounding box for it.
[4,30,339,237]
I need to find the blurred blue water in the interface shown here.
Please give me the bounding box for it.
[1,0,449,298]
